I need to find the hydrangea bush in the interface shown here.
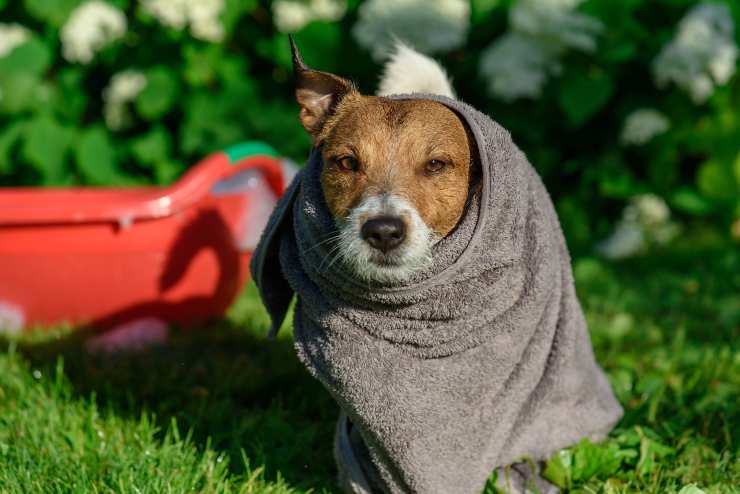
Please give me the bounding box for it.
[0,0,739,254]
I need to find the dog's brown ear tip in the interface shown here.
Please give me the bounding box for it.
[289,35,307,73]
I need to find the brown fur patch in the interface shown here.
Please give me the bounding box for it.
[319,95,476,237]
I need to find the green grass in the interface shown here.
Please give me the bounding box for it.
[1,242,738,493]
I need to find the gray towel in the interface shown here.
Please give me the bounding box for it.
[250,94,623,494]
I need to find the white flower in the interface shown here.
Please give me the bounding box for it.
[352,0,469,61]
[0,23,31,58]
[189,0,225,41]
[103,70,147,130]
[479,33,560,101]
[274,2,313,33]
[273,0,347,33]
[597,194,678,259]
[596,220,644,260]
[620,109,670,146]
[510,0,603,52]
[60,1,127,64]
[141,0,188,30]
[653,2,738,104]
[479,0,602,101]
[140,0,225,42]
[630,194,671,227]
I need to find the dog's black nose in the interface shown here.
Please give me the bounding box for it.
[361,216,406,253]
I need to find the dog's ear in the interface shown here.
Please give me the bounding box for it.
[290,36,354,143]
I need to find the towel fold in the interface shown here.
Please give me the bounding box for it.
[251,94,623,494]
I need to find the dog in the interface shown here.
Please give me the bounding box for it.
[251,38,622,494]
[291,38,480,284]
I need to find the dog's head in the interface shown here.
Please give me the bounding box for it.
[291,39,478,283]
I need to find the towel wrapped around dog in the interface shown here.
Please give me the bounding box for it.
[251,94,623,494]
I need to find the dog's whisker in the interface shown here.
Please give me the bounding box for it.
[322,249,347,274]
[319,242,345,272]
[323,251,344,273]
[304,233,341,254]
[317,250,338,272]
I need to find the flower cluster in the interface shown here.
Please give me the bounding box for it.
[0,23,31,58]
[620,109,671,146]
[479,34,559,103]
[140,0,225,42]
[596,194,680,259]
[273,0,347,33]
[102,70,148,131]
[510,0,602,52]
[653,2,738,104]
[60,1,127,64]
[480,0,602,101]
[352,0,469,60]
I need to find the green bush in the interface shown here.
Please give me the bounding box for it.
[0,0,739,252]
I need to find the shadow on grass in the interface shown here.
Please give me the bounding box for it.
[1,315,340,492]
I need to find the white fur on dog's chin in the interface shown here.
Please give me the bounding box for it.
[337,194,438,284]
[377,41,456,99]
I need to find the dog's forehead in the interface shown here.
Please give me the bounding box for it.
[374,98,462,134]
[328,96,467,153]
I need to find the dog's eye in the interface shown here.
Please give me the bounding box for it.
[336,156,358,172]
[425,159,447,174]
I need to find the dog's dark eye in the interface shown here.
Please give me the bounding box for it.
[336,156,358,172]
[425,159,447,174]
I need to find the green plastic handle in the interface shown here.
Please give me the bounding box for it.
[224,141,279,163]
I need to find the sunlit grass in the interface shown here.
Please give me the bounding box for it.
[1,243,738,493]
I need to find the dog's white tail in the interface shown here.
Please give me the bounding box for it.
[377,41,456,99]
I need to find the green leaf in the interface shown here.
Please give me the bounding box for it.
[603,42,637,62]
[636,427,675,477]
[218,56,253,88]
[0,37,52,76]
[571,439,623,481]
[21,116,75,185]
[135,68,179,120]
[75,126,120,185]
[671,188,714,215]
[182,120,242,155]
[599,168,641,198]
[23,0,80,27]
[255,35,293,70]
[558,70,614,127]
[697,160,738,202]
[295,22,343,72]
[0,72,41,115]
[53,68,88,122]
[481,468,500,494]
[153,160,182,185]
[183,44,221,87]
[222,0,258,36]
[180,92,246,155]
[0,121,26,175]
[556,197,592,253]
[471,0,502,23]
[543,449,572,488]
[0,38,51,116]
[131,126,173,166]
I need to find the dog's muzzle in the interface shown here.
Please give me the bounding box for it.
[360,215,406,253]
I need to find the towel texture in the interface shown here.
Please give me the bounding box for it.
[250,94,623,494]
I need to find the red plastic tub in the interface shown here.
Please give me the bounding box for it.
[0,142,287,336]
